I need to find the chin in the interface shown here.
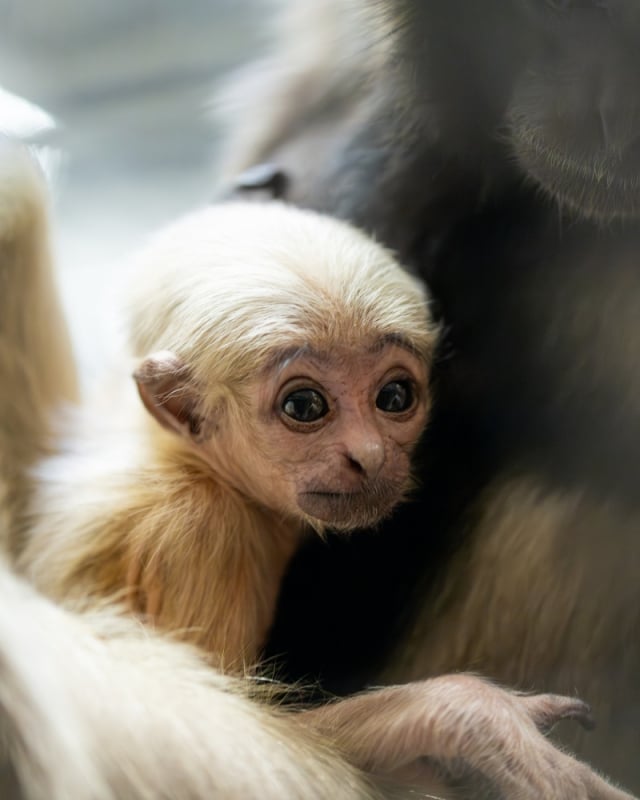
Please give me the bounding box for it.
[297,485,405,533]
[512,132,640,222]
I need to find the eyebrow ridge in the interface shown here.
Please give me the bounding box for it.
[264,334,421,374]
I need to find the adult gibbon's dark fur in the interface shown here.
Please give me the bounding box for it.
[215,0,640,790]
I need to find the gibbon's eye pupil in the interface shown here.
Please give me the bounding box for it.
[282,389,328,422]
[376,381,413,413]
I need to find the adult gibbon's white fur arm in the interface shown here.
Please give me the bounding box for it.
[0,140,77,553]
[0,560,381,800]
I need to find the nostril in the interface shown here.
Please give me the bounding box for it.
[345,440,385,480]
[347,455,365,475]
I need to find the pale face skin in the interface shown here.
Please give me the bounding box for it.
[213,342,430,531]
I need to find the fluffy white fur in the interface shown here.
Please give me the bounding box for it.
[0,557,380,800]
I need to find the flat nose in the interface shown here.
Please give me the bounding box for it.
[346,437,385,480]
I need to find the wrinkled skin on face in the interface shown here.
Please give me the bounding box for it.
[207,342,430,532]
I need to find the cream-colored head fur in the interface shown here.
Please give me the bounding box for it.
[126,202,435,394]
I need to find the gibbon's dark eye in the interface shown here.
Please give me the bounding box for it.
[376,381,413,413]
[281,389,328,423]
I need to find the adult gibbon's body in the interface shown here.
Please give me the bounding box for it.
[3,141,631,799]
[215,0,640,790]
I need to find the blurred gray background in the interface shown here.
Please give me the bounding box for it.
[0,0,266,383]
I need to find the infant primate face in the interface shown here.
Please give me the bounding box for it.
[227,340,430,532]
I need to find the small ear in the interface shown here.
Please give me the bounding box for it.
[134,351,207,442]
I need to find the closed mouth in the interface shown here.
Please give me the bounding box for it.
[297,484,402,530]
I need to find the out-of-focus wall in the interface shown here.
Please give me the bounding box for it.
[0,0,266,384]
